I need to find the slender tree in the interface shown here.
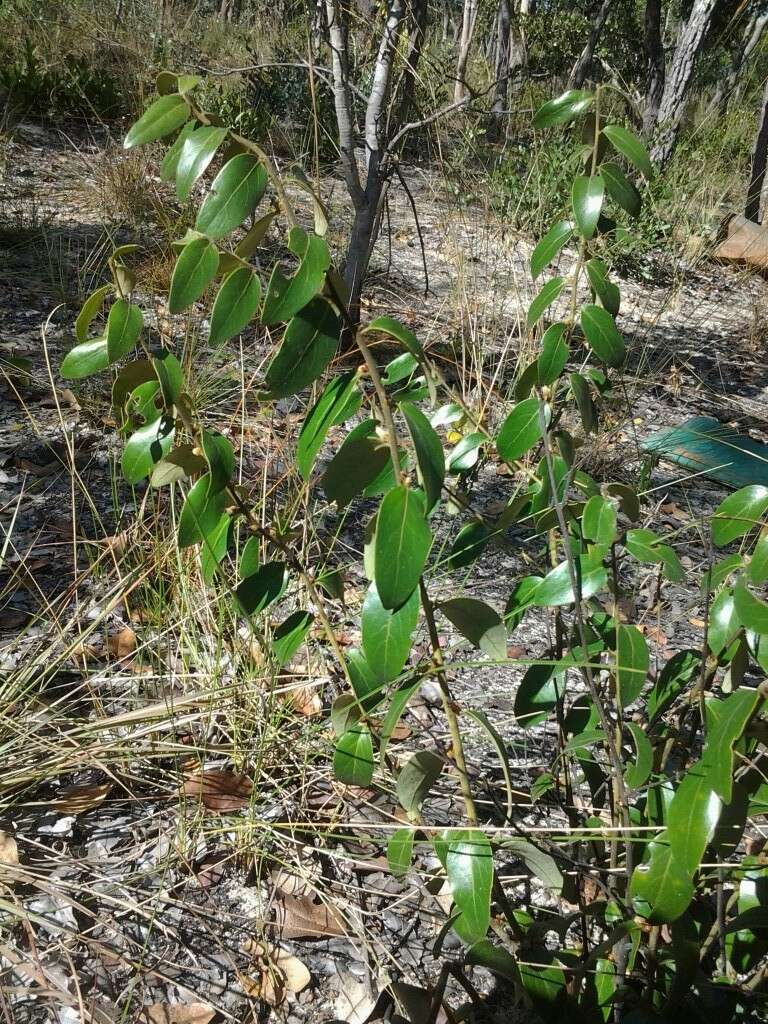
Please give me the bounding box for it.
[708,4,768,114]
[569,0,615,89]
[642,0,665,135]
[454,0,479,101]
[746,77,768,222]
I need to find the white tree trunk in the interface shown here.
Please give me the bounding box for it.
[708,8,768,115]
[454,0,479,102]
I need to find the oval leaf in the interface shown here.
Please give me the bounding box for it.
[168,236,219,313]
[446,829,493,945]
[176,126,228,202]
[361,582,419,682]
[533,89,593,129]
[580,304,625,367]
[208,266,261,346]
[712,485,768,547]
[124,94,189,149]
[602,123,653,179]
[195,154,268,239]
[572,174,604,239]
[497,397,547,463]
[401,402,444,512]
[530,220,573,280]
[374,486,432,610]
[264,297,340,398]
[439,597,507,661]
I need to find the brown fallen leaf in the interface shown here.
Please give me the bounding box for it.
[15,457,61,477]
[52,783,112,815]
[138,1004,216,1024]
[273,893,346,939]
[182,769,253,812]
[284,685,322,717]
[107,625,137,660]
[60,388,81,411]
[0,831,19,867]
[241,940,311,1006]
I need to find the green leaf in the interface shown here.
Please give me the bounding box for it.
[615,624,649,708]
[734,574,768,634]
[374,486,432,610]
[712,485,768,546]
[201,430,234,495]
[749,532,768,584]
[195,154,267,239]
[175,126,228,202]
[497,397,547,463]
[530,220,573,280]
[61,338,109,380]
[264,297,340,398]
[296,371,358,480]
[668,760,722,876]
[239,535,260,578]
[262,228,331,325]
[514,663,562,727]
[331,693,361,737]
[504,576,542,630]
[709,589,740,656]
[363,316,422,357]
[466,941,521,985]
[271,610,314,666]
[445,829,493,945]
[527,277,564,329]
[447,432,485,473]
[533,551,608,607]
[322,434,389,508]
[601,161,641,218]
[200,509,231,584]
[235,561,287,616]
[447,521,490,570]
[361,582,419,682]
[580,304,625,367]
[124,94,189,149]
[439,597,507,661]
[177,476,225,548]
[379,678,422,764]
[537,323,569,385]
[533,89,593,129]
[582,495,617,545]
[75,284,113,344]
[346,647,381,706]
[624,723,652,790]
[466,708,516,822]
[572,174,604,239]
[704,688,760,802]
[503,839,563,891]
[401,402,444,512]
[631,831,695,923]
[122,416,174,484]
[382,352,418,386]
[334,725,374,787]
[387,828,415,877]
[152,349,183,406]
[397,749,443,813]
[208,267,261,346]
[570,372,597,433]
[234,212,276,258]
[648,649,700,724]
[160,120,196,181]
[168,236,219,313]
[625,527,665,565]
[585,258,620,316]
[150,444,206,487]
[602,123,653,179]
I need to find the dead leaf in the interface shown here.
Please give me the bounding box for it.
[108,625,137,660]
[138,1005,216,1024]
[241,940,311,1005]
[387,722,412,742]
[273,893,346,939]
[284,685,322,717]
[14,458,61,476]
[0,831,19,867]
[271,866,318,897]
[182,769,253,811]
[60,388,80,411]
[52,783,112,815]
[688,617,706,629]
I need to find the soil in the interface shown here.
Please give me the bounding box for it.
[2,121,767,1023]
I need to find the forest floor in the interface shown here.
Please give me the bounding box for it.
[2,121,768,1023]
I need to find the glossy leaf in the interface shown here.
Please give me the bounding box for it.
[439,597,507,661]
[124,94,189,149]
[624,723,653,790]
[533,89,593,129]
[401,402,444,511]
[447,521,490,570]
[585,258,620,316]
[749,532,768,584]
[667,760,722,876]
[374,486,431,610]
[648,649,700,724]
[533,550,608,607]
[363,316,422,356]
[262,227,331,325]
[195,154,267,239]
[630,831,695,923]
[601,161,641,217]
[61,338,109,380]
[497,397,548,462]
[150,444,206,487]
[201,430,234,495]
[446,829,493,945]
[570,372,597,433]
[168,236,218,313]
[379,679,422,764]
[387,828,415,877]
[615,624,649,708]
[602,123,653,178]
[527,276,564,328]
[160,121,196,181]
[361,582,419,682]
[582,494,617,545]
[297,371,358,480]
[208,267,261,345]
[177,476,225,548]
[264,296,340,398]
[447,432,485,473]
[704,687,760,802]
[530,220,573,280]
[235,561,287,616]
[572,174,604,239]
[504,576,542,630]
[75,284,112,343]
[514,663,561,727]
[580,304,625,367]
[734,574,768,634]
[537,323,569,385]
[122,416,174,484]
[712,486,768,546]
[708,589,739,656]
[322,434,389,508]
[176,126,227,201]
[396,750,443,813]
[334,726,374,787]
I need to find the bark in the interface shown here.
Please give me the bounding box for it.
[569,0,614,89]
[491,0,512,118]
[708,7,768,115]
[746,77,768,223]
[325,0,363,208]
[649,0,718,167]
[454,0,479,102]
[642,0,665,135]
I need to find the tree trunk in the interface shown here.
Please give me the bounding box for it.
[569,0,614,89]
[746,77,768,223]
[708,8,768,115]
[649,0,718,167]
[642,0,665,135]
[454,0,479,102]
[491,0,512,118]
